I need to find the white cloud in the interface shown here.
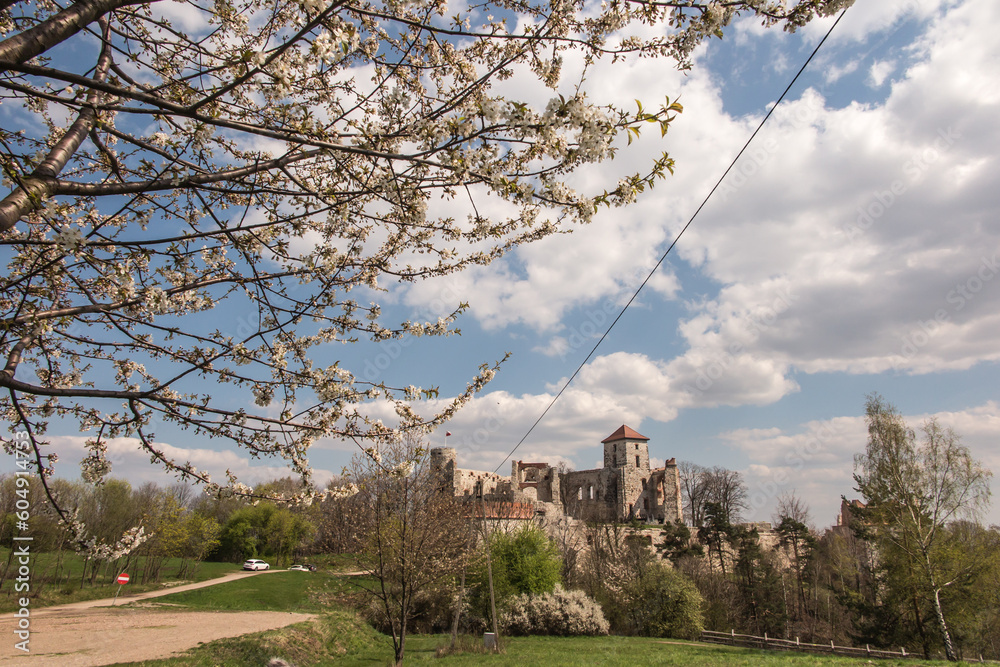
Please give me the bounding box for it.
[289,2,1000,516]
[867,59,897,87]
[45,436,335,490]
[397,1,1000,401]
[637,0,1000,405]
[722,402,1000,527]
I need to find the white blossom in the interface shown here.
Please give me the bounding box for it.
[54,227,87,252]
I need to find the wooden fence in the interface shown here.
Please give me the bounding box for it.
[700,630,995,663]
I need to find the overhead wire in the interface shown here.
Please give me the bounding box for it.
[493,7,851,473]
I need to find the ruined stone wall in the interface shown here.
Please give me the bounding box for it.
[512,462,562,506]
[560,468,618,521]
[642,463,682,523]
[619,466,646,519]
[453,468,512,499]
[430,441,678,525]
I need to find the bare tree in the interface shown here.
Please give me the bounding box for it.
[679,461,708,527]
[774,490,811,526]
[679,462,748,526]
[704,467,749,525]
[351,436,472,665]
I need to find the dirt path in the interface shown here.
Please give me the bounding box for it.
[0,570,315,666]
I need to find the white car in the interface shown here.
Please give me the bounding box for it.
[242,559,270,571]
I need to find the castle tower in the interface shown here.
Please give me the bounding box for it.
[429,447,457,493]
[602,424,650,471]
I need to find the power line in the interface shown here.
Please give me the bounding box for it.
[494,8,850,473]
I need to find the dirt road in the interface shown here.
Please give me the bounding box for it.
[0,570,316,666]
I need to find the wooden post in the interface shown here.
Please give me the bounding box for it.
[477,482,500,651]
[450,565,466,648]
[796,637,800,646]
[901,647,907,657]
[830,640,835,651]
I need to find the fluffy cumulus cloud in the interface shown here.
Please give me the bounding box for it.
[551,0,1000,410]
[364,0,1000,521]
[722,402,1000,527]
[47,436,335,490]
[328,387,645,473]
[670,0,1000,394]
[396,0,1000,407]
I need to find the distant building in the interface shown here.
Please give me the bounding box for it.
[431,424,683,523]
[833,498,866,534]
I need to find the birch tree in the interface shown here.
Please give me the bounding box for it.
[0,0,853,541]
[854,393,993,661]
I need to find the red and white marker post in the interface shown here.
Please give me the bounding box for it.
[112,573,130,606]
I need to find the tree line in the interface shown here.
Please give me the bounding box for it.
[0,475,320,594]
[663,394,998,662]
[5,393,995,664]
[329,394,998,664]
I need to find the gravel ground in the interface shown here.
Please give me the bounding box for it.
[0,571,314,666]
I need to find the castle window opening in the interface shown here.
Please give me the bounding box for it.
[577,487,582,501]
[589,484,594,500]
[635,455,640,466]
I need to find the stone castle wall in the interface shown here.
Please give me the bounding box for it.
[430,425,682,525]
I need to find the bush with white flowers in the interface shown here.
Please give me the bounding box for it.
[503,585,609,636]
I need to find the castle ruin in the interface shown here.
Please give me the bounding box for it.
[431,424,683,523]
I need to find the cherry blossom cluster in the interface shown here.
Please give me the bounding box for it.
[0,0,852,524]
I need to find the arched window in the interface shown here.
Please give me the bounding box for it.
[588,484,594,500]
[577,487,583,501]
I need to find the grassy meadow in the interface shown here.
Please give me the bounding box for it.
[103,568,966,667]
[0,547,238,613]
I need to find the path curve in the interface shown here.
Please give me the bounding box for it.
[28,568,282,616]
[0,569,313,666]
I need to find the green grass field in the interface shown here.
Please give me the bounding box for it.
[115,624,960,667]
[147,569,372,613]
[0,548,239,613]
[109,569,962,667]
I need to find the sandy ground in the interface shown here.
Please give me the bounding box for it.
[0,570,316,666]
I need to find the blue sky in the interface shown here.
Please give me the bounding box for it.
[33,0,1000,528]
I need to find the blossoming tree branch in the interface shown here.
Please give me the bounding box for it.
[0,0,851,542]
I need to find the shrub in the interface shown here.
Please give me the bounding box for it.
[491,524,562,600]
[469,524,562,624]
[503,585,609,636]
[615,561,704,639]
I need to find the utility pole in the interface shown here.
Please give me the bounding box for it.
[477,480,500,650]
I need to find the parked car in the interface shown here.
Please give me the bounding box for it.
[242,559,270,571]
[289,564,317,572]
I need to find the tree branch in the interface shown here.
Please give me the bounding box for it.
[0,18,114,232]
[0,0,150,71]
